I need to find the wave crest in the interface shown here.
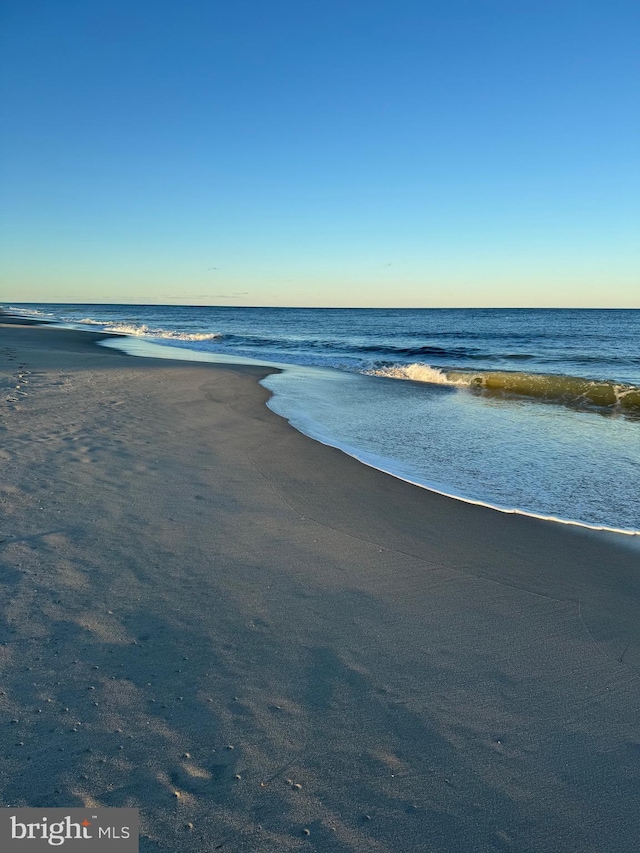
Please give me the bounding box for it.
[368,362,640,413]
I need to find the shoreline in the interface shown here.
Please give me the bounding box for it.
[2,319,640,851]
[101,329,640,539]
[261,403,640,539]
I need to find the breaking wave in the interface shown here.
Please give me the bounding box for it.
[368,363,640,413]
[6,306,52,317]
[103,322,222,342]
[367,363,459,385]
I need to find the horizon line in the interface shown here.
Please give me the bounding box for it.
[4,302,640,311]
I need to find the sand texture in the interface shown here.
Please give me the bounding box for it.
[1,321,639,852]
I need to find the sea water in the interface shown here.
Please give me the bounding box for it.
[6,304,640,533]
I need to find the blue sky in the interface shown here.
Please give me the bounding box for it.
[1,0,638,306]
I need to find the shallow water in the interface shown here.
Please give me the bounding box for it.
[262,366,640,533]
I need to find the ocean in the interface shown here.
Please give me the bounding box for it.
[6,303,640,534]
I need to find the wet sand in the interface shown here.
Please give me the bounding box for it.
[1,320,639,852]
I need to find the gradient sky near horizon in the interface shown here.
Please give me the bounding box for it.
[1,0,638,307]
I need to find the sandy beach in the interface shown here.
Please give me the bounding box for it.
[1,318,639,852]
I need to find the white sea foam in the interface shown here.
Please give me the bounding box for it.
[367,362,465,385]
[6,306,51,317]
[77,318,106,325]
[104,322,221,341]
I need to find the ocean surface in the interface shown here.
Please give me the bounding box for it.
[6,303,640,534]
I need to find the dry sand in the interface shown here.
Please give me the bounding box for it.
[1,320,639,852]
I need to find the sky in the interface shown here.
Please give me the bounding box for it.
[1,0,638,307]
